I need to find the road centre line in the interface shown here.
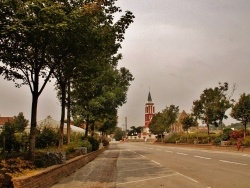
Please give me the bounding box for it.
[151,160,161,165]
[176,152,188,156]
[116,173,179,185]
[219,160,248,166]
[140,154,146,158]
[194,155,211,160]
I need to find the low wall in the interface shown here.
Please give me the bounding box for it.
[12,147,107,188]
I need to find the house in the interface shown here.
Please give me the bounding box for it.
[0,116,14,132]
[26,116,85,134]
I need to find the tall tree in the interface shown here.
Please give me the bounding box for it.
[230,93,250,138]
[192,82,232,140]
[0,0,72,158]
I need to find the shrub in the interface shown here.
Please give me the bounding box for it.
[36,126,58,149]
[242,137,250,146]
[80,140,92,152]
[102,138,110,146]
[33,152,65,168]
[87,136,99,151]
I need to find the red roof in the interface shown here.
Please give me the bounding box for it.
[0,117,14,125]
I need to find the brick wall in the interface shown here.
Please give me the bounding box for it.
[12,147,107,188]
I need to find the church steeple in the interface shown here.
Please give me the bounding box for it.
[145,91,155,127]
[148,91,152,102]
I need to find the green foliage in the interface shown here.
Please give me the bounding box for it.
[34,152,65,168]
[80,140,92,152]
[181,115,197,132]
[192,82,233,135]
[230,93,250,138]
[13,112,29,132]
[36,126,58,149]
[149,105,179,135]
[221,128,233,141]
[242,137,250,146]
[149,112,165,135]
[87,136,99,151]
[113,127,124,141]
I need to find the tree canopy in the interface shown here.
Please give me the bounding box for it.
[192,82,233,137]
[230,93,250,138]
[0,0,134,158]
[149,105,179,135]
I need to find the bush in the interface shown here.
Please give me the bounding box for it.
[36,126,59,149]
[34,152,65,168]
[87,136,99,151]
[80,140,92,152]
[102,138,110,146]
[242,137,250,146]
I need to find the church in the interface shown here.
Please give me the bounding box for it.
[140,91,189,139]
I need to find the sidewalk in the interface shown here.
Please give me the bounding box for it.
[51,144,119,188]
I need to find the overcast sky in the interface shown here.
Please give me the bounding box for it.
[1,0,250,129]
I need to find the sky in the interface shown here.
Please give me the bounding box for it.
[1,0,250,129]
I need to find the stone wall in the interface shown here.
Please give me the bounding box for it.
[12,147,107,188]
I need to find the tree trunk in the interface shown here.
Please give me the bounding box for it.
[28,91,39,159]
[91,121,95,137]
[67,80,71,144]
[59,83,66,148]
[207,123,210,144]
[244,122,247,139]
[84,114,89,138]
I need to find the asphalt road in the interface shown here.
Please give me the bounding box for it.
[116,142,250,188]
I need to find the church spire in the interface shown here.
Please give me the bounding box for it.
[148,91,152,102]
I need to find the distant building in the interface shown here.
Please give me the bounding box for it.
[142,91,156,138]
[145,91,155,127]
[170,110,189,132]
[0,116,14,132]
[25,116,86,134]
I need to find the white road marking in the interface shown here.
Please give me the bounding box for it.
[194,155,211,160]
[151,160,161,165]
[177,152,188,156]
[118,166,160,172]
[116,173,179,185]
[140,154,146,158]
[243,154,250,157]
[176,172,199,183]
[165,150,173,153]
[219,160,248,166]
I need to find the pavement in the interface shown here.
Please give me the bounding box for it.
[51,143,119,188]
[50,142,250,188]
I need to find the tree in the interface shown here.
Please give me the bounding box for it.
[192,82,233,139]
[230,93,250,138]
[113,127,124,141]
[13,112,29,132]
[149,112,165,136]
[149,105,179,139]
[0,0,77,158]
[0,0,134,158]
[181,115,196,134]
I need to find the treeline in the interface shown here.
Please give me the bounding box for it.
[0,0,134,158]
[149,82,250,139]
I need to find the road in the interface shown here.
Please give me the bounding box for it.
[116,142,250,188]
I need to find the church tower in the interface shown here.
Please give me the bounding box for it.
[145,91,155,127]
